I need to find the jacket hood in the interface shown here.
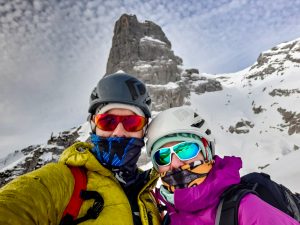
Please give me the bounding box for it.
[173,156,242,212]
[59,142,113,177]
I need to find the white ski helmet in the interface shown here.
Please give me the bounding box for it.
[146,106,215,161]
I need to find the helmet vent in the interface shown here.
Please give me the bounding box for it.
[144,96,152,106]
[125,79,139,100]
[192,119,205,128]
[205,129,211,135]
[137,83,146,95]
[90,88,98,101]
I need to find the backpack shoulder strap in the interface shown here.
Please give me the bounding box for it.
[242,172,300,221]
[215,184,257,225]
[60,166,87,225]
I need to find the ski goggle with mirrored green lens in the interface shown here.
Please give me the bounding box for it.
[153,142,201,167]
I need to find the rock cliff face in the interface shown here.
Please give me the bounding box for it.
[106,14,187,111]
[105,14,223,112]
[106,14,182,84]
[240,39,300,136]
[247,39,300,80]
[0,127,81,187]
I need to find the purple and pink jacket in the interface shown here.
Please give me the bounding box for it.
[157,156,299,225]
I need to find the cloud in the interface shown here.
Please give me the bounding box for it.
[1,0,300,156]
[162,0,300,72]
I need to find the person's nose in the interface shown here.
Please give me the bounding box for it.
[111,122,128,137]
[170,153,184,170]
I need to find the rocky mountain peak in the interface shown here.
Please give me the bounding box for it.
[113,14,171,48]
[106,14,189,111]
[105,14,222,112]
[106,14,182,85]
[247,38,300,80]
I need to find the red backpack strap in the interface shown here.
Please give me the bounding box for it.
[61,166,87,222]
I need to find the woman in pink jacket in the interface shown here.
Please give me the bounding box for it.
[146,106,299,225]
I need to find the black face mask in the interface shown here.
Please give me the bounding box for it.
[90,134,145,187]
[160,160,213,192]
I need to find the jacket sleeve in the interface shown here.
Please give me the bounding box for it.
[0,163,74,225]
[238,193,299,225]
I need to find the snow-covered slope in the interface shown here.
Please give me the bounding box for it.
[189,38,300,191]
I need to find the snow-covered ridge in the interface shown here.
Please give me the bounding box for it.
[0,125,85,186]
[247,38,300,81]
[187,38,300,191]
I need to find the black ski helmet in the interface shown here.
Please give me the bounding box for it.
[89,73,152,118]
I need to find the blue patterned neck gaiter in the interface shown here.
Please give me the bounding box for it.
[90,134,145,187]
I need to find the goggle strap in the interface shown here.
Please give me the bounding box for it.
[201,138,209,160]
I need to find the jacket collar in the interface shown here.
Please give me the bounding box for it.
[59,142,113,177]
[59,142,160,187]
[161,156,242,213]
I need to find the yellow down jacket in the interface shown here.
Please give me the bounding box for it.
[0,142,161,225]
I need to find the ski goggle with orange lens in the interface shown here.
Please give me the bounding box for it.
[153,142,201,167]
[94,113,147,132]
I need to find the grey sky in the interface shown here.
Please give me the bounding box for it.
[1,0,300,156]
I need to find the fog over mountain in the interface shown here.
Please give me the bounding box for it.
[1,14,299,193]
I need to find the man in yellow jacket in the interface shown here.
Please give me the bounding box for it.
[0,73,161,225]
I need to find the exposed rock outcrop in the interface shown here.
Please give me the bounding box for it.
[105,14,187,111]
[269,89,300,97]
[147,81,189,111]
[181,70,223,94]
[106,14,182,85]
[0,127,81,187]
[247,39,300,80]
[228,120,254,134]
[277,108,300,135]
